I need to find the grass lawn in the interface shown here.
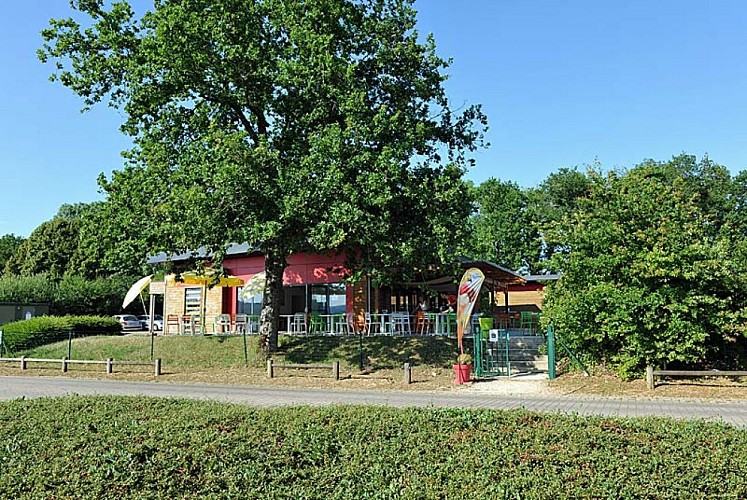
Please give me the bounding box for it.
[0,334,461,390]
[1,396,745,498]
[5,334,747,398]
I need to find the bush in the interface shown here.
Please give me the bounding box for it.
[0,274,55,303]
[0,274,141,316]
[1,315,120,352]
[52,275,139,316]
[0,397,746,498]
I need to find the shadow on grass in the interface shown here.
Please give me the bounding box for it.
[278,335,470,371]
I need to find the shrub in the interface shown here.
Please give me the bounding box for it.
[0,274,55,303]
[0,274,140,316]
[0,398,746,498]
[1,315,120,352]
[456,352,472,365]
[52,275,139,316]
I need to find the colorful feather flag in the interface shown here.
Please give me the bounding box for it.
[456,268,485,353]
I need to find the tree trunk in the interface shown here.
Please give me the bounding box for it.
[259,246,286,353]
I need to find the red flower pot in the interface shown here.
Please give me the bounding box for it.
[453,363,472,384]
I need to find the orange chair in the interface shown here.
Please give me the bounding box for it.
[166,314,180,335]
[415,311,429,335]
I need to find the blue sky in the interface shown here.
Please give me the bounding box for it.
[2,1,747,237]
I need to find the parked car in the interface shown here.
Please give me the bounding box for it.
[138,314,164,331]
[113,314,142,331]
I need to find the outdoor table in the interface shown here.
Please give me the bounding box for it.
[319,314,341,335]
[280,314,309,334]
[331,313,350,334]
[280,315,295,334]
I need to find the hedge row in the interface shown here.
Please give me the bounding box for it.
[0,397,745,498]
[1,316,121,352]
[0,274,139,316]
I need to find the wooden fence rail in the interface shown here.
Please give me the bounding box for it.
[0,357,162,376]
[646,365,747,390]
[266,359,340,380]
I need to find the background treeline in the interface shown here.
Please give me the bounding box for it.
[1,202,149,279]
[0,202,148,317]
[3,153,746,376]
[469,154,747,377]
[0,274,139,316]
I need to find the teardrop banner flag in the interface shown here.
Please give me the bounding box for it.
[457,268,485,353]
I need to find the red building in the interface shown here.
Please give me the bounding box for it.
[150,244,528,334]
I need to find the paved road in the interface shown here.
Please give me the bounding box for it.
[1,376,746,426]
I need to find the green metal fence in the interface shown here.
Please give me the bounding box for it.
[472,327,511,378]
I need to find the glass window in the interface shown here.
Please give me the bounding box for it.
[238,288,263,315]
[310,285,328,314]
[329,284,346,314]
[185,287,202,314]
[237,283,347,315]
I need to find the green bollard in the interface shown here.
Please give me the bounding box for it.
[547,324,556,380]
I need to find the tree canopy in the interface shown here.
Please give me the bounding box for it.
[4,217,81,279]
[469,179,539,272]
[543,155,747,377]
[0,235,25,273]
[40,0,486,350]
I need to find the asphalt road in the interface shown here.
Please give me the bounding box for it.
[1,376,746,426]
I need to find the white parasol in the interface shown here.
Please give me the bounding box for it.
[122,275,153,310]
[239,272,266,300]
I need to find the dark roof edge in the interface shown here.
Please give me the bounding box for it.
[524,274,562,281]
[457,258,526,281]
[146,243,258,264]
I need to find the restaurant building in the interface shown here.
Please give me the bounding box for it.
[149,244,529,333]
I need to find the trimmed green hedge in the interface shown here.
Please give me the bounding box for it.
[51,275,138,316]
[1,315,120,352]
[0,274,139,316]
[0,274,54,303]
[0,397,745,498]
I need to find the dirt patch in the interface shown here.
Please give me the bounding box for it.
[4,361,747,400]
[0,363,458,392]
[549,372,747,400]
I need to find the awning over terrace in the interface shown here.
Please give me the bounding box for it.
[407,259,526,294]
[459,259,526,290]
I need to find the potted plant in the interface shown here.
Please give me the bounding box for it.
[454,352,473,384]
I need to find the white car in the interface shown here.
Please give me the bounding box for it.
[114,314,142,331]
[138,315,164,331]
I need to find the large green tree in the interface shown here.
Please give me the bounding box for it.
[4,217,81,278]
[0,234,25,272]
[543,159,747,377]
[40,0,485,351]
[528,167,592,270]
[1,202,141,280]
[470,178,539,272]
[69,201,152,279]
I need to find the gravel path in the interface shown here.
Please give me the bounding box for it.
[2,375,746,426]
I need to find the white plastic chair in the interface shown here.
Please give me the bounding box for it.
[365,313,378,335]
[391,313,411,335]
[290,313,307,335]
[234,314,248,334]
[214,314,231,334]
